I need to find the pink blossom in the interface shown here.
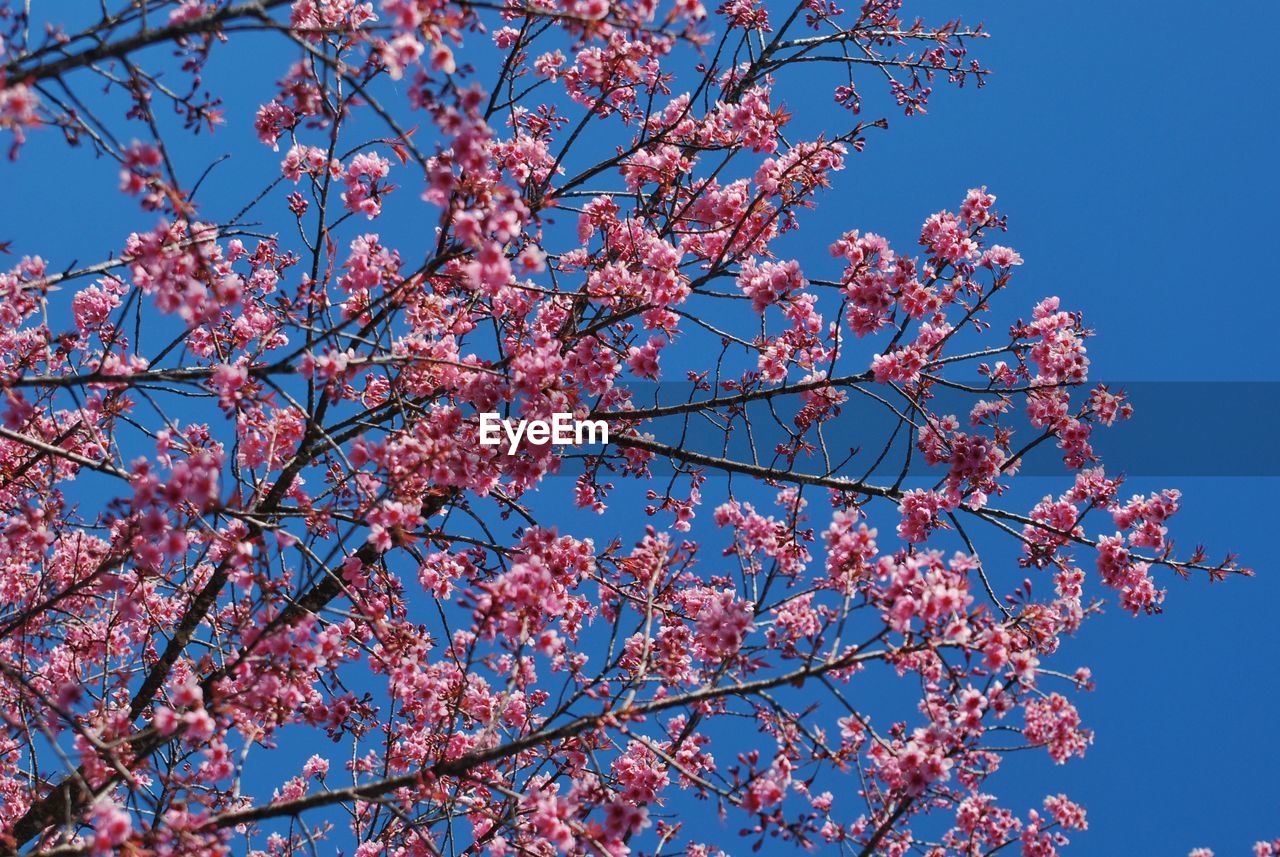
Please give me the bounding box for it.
[626,335,666,379]
[211,362,250,410]
[694,589,754,660]
[88,801,132,855]
[382,33,424,79]
[341,152,393,219]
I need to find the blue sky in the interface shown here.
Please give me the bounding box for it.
[796,1,1280,850]
[3,0,1278,853]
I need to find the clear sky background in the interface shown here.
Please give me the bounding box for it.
[3,1,1279,853]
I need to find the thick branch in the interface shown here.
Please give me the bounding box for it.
[1,1,293,85]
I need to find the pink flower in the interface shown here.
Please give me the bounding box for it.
[153,706,180,736]
[55,682,82,709]
[89,801,132,855]
[253,101,296,149]
[302,754,329,779]
[897,489,951,543]
[170,679,204,709]
[341,152,393,219]
[167,1,210,24]
[281,143,332,181]
[626,335,666,379]
[920,210,977,262]
[603,801,650,837]
[979,244,1023,267]
[694,590,754,660]
[382,33,424,80]
[430,43,457,74]
[211,362,249,410]
[182,708,216,742]
[736,257,804,312]
[960,186,996,225]
[1024,694,1092,763]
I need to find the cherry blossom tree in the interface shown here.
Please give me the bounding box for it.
[0,1,1260,855]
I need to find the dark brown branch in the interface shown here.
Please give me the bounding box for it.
[1,1,293,85]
